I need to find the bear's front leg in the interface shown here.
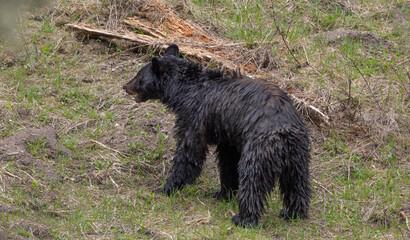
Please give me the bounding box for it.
[158,131,207,196]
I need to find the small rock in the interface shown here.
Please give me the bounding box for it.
[4,55,15,67]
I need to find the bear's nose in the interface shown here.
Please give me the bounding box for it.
[123,85,127,90]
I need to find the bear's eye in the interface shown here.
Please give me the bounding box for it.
[137,78,145,89]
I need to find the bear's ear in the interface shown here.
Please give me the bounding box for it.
[163,44,179,57]
[152,57,169,78]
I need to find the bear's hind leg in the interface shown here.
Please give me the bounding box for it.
[279,154,311,220]
[233,145,277,227]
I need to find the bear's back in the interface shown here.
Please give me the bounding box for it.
[190,76,305,147]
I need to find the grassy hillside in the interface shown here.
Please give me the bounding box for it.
[0,0,409,239]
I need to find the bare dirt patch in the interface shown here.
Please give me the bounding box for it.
[0,202,55,239]
[313,29,395,50]
[0,126,71,181]
[13,219,54,240]
[0,202,19,214]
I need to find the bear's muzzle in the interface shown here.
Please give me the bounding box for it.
[123,84,143,103]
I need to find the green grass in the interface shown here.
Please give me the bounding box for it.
[0,0,409,239]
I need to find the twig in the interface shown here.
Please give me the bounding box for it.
[292,96,330,125]
[90,139,126,157]
[347,56,382,109]
[196,197,206,207]
[2,170,22,180]
[302,45,311,67]
[20,169,47,189]
[272,15,302,67]
[49,36,65,58]
[159,231,173,240]
[399,211,410,231]
[312,178,333,196]
[109,175,119,188]
[390,66,409,94]
[345,155,351,181]
[65,120,92,134]
[186,210,211,225]
[225,210,235,218]
[0,175,4,192]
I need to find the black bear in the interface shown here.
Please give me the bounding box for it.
[123,45,311,227]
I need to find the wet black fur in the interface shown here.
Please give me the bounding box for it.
[123,45,312,227]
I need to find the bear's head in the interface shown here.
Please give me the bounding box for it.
[123,44,180,102]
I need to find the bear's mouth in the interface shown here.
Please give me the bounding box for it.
[133,93,142,103]
[124,89,143,103]
[127,92,142,103]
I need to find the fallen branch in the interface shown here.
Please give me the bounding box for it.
[66,23,157,44]
[66,23,236,70]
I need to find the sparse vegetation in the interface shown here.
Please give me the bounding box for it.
[0,0,409,239]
